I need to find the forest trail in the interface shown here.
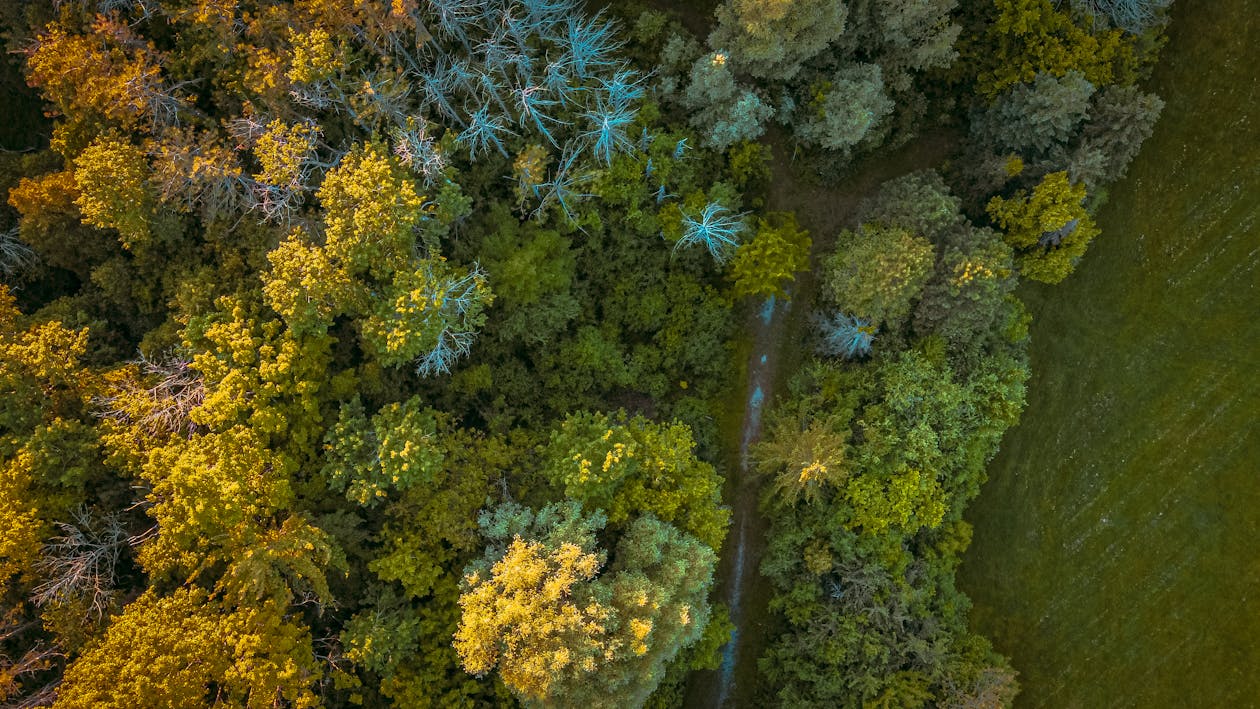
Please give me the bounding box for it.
[686,127,958,707]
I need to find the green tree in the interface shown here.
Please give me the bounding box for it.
[587,514,718,706]
[681,52,774,150]
[475,208,579,347]
[846,466,946,534]
[251,119,321,194]
[365,427,507,707]
[838,0,961,93]
[971,71,1096,156]
[541,411,729,551]
[986,170,1098,283]
[823,224,935,326]
[754,414,851,507]
[1070,85,1165,188]
[359,259,493,374]
[7,168,115,279]
[729,212,812,299]
[858,170,966,241]
[795,64,895,154]
[321,396,445,507]
[184,296,338,449]
[0,289,98,587]
[710,0,850,80]
[913,227,1019,357]
[455,502,612,703]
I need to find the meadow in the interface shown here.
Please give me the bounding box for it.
[960,0,1260,704]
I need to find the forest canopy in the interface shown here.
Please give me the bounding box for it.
[0,0,1172,706]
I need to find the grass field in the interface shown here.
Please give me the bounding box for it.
[958,1,1260,705]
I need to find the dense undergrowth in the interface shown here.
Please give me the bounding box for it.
[0,0,1171,707]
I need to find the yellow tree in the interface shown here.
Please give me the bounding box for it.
[136,426,340,606]
[455,502,612,701]
[0,288,96,587]
[987,170,1098,283]
[262,228,358,335]
[55,587,321,708]
[24,20,163,131]
[318,142,428,279]
[455,502,717,707]
[73,134,156,250]
[967,0,1137,97]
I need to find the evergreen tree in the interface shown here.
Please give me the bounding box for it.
[710,0,849,80]
[795,63,895,154]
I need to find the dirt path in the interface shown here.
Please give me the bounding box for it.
[685,126,959,707]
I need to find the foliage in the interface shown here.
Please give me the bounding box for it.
[755,411,851,506]
[710,0,850,80]
[456,501,716,707]
[364,426,506,707]
[262,228,357,336]
[837,0,962,93]
[1068,85,1165,188]
[72,134,155,249]
[755,171,1032,706]
[541,410,730,551]
[728,211,812,299]
[972,71,1097,156]
[321,396,445,507]
[965,0,1139,98]
[0,0,1176,705]
[823,224,935,326]
[360,260,493,376]
[681,52,774,150]
[795,64,896,154]
[986,171,1099,283]
[454,501,612,702]
[860,171,968,240]
[136,426,340,605]
[726,140,772,189]
[318,143,429,279]
[55,587,321,708]
[0,289,98,590]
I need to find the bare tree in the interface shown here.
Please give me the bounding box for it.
[96,352,205,438]
[0,227,38,281]
[30,508,128,619]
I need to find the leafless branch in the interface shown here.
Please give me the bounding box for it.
[30,508,127,619]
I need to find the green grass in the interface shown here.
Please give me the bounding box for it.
[958,1,1260,705]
